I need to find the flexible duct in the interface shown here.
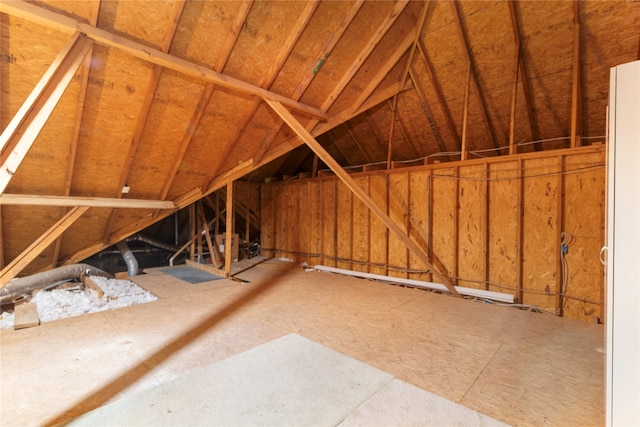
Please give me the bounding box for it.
[126,234,178,253]
[117,241,138,277]
[0,264,112,303]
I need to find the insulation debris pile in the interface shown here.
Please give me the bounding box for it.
[0,277,157,330]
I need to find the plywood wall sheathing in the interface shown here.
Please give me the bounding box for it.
[261,146,606,322]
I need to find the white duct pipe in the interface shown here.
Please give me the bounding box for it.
[313,265,514,303]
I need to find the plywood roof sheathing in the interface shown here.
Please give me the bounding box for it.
[0,206,89,285]
[450,1,499,151]
[0,32,92,193]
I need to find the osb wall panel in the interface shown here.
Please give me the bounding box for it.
[408,171,429,282]
[352,177,369,273]
[336,180,352,270]
[388,172,408,279]
[259,146,605,322]
[487,161,519,294]
[369,175,388,276]
[431,167,457,281]
[562,151,605,321]
[457,164,486,290]
[321,180,337,267]
[522,157,559,311]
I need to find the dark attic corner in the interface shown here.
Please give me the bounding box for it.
[1,1,639,426]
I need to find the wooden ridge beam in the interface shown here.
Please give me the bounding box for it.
[265,98,461,297]
[450,1,500,150]
[0,0,326,120]
[0,207,89,286]
[0,194,175,209]
[0,32,93,194]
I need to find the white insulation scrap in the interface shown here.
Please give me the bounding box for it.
[0,276,157,330]
[277,257,294,263]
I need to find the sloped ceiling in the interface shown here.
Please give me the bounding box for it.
[0,0,639,277]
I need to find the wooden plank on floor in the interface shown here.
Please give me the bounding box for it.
[82,274,104,299]
[14,301,40,329]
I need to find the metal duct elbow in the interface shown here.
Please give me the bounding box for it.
[0,264,113,304]
[117,241,138,277]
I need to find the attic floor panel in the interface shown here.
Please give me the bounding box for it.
[0,259,604,426]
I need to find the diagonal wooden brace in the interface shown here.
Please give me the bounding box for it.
[264,99,461,297]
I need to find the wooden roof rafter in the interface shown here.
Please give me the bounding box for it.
[0,0,326,120]
[253,1,365,165]
[400,0,430,86]
[203,0,320,190]
[343,122,374,164]
[154,0,253,215]
[50,0,102,269]
[508,0,540,151]
[416,39,461,151]
[408,65,448,156]
[102,0,187,242]
[363,110,390,156]
[450,0,500,151]
[386,98,420,159]
[0,31,93,194]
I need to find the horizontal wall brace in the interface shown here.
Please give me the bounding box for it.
[0,194,175,209]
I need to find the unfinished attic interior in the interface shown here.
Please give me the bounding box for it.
[1,0,640,425]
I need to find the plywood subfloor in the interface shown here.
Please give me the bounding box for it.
[0,259,604,426]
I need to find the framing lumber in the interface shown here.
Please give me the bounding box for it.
[0,0,326,120]
[508,1,540,150]
[509,39,520,155]
[570,1,582,148]
[450,1,500,151]
[416,39,461,150]
[387,95,398,168]
[204,1,319,189]
[103,0,186,241]
[189,203,196,261]
[0,194,174,209]
[344,123,374,164]
[51,0,101,269]
[409,65,448,156]
[0,32,93,194]
[291,1,364,101]
[386,98,420,159]
[401,0,430,85]
[157,1,252,210]
[198,202,222,268]
[461,63,471,160]
[0,207,89,286]
[225,181,234,277]
[363,111,388,155]
[265,98,461,297]
[255,1,404,166]
[322,0,409,114]
[351,29,414,112]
